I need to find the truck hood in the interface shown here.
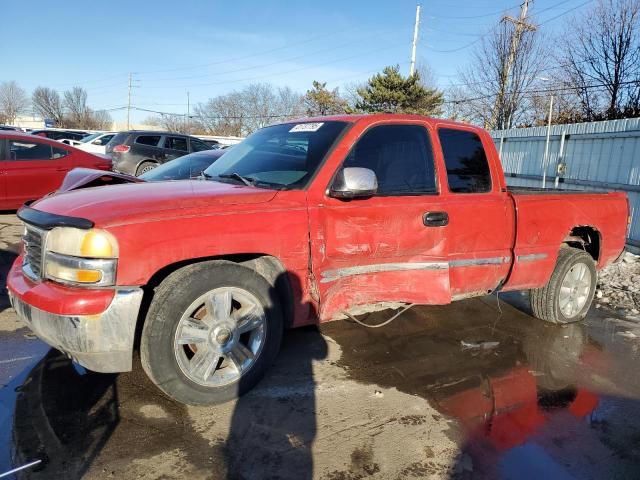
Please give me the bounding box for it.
[31,179,279,227]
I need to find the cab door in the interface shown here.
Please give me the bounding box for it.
[434,125,515,298]
[307,121,451,322]
[3,137,71,208]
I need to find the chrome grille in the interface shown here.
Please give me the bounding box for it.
[22,225,45,280]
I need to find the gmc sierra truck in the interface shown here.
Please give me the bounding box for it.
[8,114,629,405]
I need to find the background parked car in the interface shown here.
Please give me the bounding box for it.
[31,129,89,141]
[105,130,214,175]
[0,131,112,209]
[63,132,117,154]
[58,149,227,193]
[139,149,225,181]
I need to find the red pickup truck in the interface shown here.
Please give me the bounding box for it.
[8,114,629,405]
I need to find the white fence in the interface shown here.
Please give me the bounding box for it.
[492,118,640,248]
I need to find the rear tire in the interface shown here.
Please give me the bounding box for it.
[530,246,597,324]
[136,161,157,176]
[140,260,283,405]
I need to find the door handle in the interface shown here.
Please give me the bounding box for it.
[423,211,449,227]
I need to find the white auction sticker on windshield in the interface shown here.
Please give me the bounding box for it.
[289,122,324,132]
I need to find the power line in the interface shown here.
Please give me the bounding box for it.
[141,30,403,84]
[427,2,521,20]
[140,41,408,89]
[443,78,640,104]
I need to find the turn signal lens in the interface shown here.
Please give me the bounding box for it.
[45,262,103,284]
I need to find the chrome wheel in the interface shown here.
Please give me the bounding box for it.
[139,164,156,174]
[174,287,266,387]
[558,262,592,318]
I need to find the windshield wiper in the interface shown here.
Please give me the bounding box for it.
[217,172,256,187]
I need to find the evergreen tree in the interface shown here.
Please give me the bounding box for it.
[355,65,443,116]
[303,81,347,116]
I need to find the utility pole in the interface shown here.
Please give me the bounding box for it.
[541,94,554,189]
[491,0,536,129]
[127,73,133,130]
[409,4,421,76]
[186,91,190,134]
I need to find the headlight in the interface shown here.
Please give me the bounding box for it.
[44,227,118,287]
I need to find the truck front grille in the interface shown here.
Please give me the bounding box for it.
[22,225,45,280]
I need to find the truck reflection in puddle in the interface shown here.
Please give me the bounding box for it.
[321,295,640,479]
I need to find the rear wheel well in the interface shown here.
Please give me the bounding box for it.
[563,226,601,262]
[133,254,295,350]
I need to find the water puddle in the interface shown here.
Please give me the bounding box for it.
[321,295,640,479]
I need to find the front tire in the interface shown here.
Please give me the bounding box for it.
[530,246,597,324]
[140,260,283,405]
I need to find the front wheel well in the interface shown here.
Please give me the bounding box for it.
[563,226,601,262]
[133,254,295,350]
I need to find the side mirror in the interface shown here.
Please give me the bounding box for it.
[330,167,378,199]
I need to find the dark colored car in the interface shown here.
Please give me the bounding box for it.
[57,149,227,194]
[106,131,213,176]
[0,131,112,209]
[31,129,89,141]
[140,149,225,181]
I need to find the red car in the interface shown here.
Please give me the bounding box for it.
[0,132,112,209]
[7,114,629,405]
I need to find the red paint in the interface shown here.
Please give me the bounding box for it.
[0,132,112,209]
[6,115,628,326]
[7,258,115,315]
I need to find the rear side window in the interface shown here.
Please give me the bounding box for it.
[135,135,161,147]
[8,140,66,160]
[190,138,211,152]
[438,128,491,193]
[165,136,188,151]
[343,124,436,195]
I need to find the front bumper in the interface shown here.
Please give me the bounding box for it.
[9,287,143,373]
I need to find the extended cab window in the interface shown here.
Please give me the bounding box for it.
[439,128,491,193]
[343,124,436,195]
[8,140,65,160]
[135,135,161,147]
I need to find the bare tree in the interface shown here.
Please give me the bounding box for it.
[63,87,92,128]
[275,86,305,120]
[145,114,187,132]
[558,0,640,120]
[90,110,113,130]
[195,83,304,136]
[194,91,245,136]
[457,20,546,129]
[32,87,65,127]
[0,81,29,125]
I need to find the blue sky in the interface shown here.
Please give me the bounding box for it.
[3,0,589,124]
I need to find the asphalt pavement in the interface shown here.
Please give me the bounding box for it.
[1,213,639,479]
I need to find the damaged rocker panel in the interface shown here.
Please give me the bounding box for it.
[320,256,511,283]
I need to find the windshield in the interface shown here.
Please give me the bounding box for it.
[80,133,101,143]
[140,151,223,181]
[203,121,348,189]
